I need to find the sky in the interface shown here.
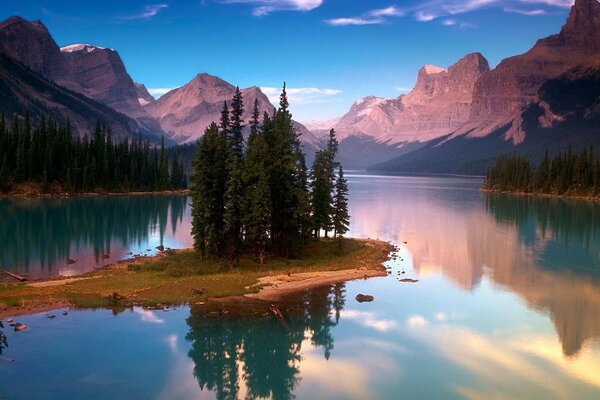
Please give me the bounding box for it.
[1,0,576,121]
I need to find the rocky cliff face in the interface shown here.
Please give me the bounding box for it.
[62,44,141,114]
[146,73,273,143]
[135,83,155,106]
[60,44,163,134]
[145,73,320,150]
[332,53,489,144]
[0,17,80,92]
[465,0,600,140]
[0,17,164,139]
[0,53,152,142]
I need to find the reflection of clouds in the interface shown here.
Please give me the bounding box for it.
[342,310,399,332]
[299,340,374,400]
[513,336,600,389]
[434,312,447,322]
[405,321,600,399]
[133,308,165,324]
[157,334,213,400]
[407,315,428,328]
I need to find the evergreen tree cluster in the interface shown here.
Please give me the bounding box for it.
[191,85,350,266]
[0,112,187,193]
[484,145,600,196]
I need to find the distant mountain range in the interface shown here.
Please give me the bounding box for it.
[313,0,600,172]
[0,15,318,156]
[1,0,599,172]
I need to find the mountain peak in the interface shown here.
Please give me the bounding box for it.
[422,64,446,75]
[538,0,600,52]
[61,43,111,53]
[186,73,233,91]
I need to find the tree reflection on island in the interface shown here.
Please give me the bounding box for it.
[185,284,346,400]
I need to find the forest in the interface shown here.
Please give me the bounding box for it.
[0,113,187,194]
[483,146,600,197]
[191,85,349,266]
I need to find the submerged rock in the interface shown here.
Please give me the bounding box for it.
[156,245,165,252]
[355,294,375,303]
[399,278,419,283]
[13,322,27,331]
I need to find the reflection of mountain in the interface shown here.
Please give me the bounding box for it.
[347,175,600,356]
[0,195,188,278]
[185,284,345,400]
[483,195,600,356]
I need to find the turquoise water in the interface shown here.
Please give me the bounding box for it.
[1,175,600,399]
[0,195,191,279]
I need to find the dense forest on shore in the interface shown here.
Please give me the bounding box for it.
[483,146,600,197]
[192,85,349,266]
[0,113,187,194]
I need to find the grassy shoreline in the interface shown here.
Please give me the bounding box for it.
[0,182,190,199]
[480,188,600,202]
[0,238,394,318]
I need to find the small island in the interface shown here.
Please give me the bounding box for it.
[483,146,600,200]
[0,238,393,318]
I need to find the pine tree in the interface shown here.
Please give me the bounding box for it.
[246,169,271,264]
[248,98,260,148]
[223,88,245,266]
[332,166,350,240]
[191,123,220,259]
[159,136,169,190]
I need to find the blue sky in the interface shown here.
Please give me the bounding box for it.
[2,0,575,121]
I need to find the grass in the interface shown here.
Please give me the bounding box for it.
[0,238,393,314]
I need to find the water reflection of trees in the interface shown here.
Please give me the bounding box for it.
[0,195,187,275]
[485,194,600,277]
[0,321,6,356]
[185,284,346,400]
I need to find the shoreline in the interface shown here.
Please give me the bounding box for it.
[0,238,395,319]
[480,188,600,202]
[0,189,190,199]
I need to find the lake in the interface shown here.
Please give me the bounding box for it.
[1,174,600,399]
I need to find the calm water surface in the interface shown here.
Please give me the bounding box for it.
[1,175,600,399]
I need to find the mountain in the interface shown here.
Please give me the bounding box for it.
[0,16,164,141]
[60,43,164,135]
[0,16,80,92]
[0,53,147,141]
[458,0,600,142]
[315,53,489,168]
[369,0,600,174]
[135,83,155,106]
[369,64,600,174]
[145,73,321,156]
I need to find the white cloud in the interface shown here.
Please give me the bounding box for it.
[327,0,573,27]
[504,7,547,15]
[326,6,404,26]
[261,86,342,105]
[123,4,168,20]
[397,86,412,92]
[415,11,437,22]
[222,0,322,16]
[327,17,383,26]
[148,87,177,98]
